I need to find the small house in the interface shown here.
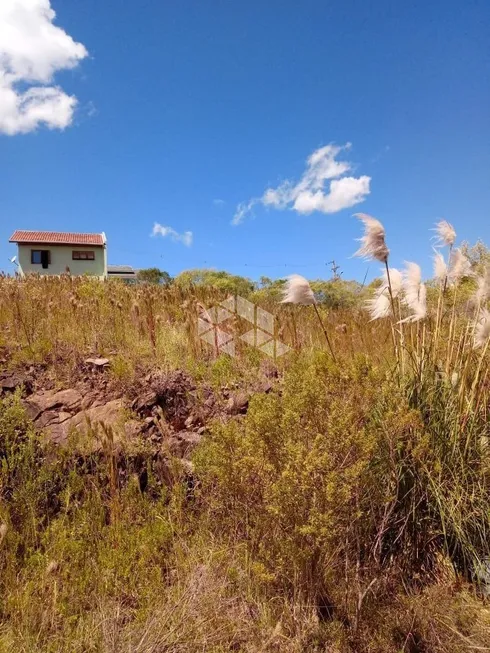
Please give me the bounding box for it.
[107,265,138,283]
[9,231,107,278]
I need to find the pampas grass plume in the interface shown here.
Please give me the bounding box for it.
[474,309,490,348]
[448,248,472,285]
[366,292,391,320]
[434,220,456,247]
[366,267,401,321]
[475,267,490,305]
[433,250,448,283]
[281,274,316,305]
[281,274,337,362]
[381,267,402,298]
[403,262,422,307]
[400,262,427,323]
[400,283,427,323]
[354,214,390,263]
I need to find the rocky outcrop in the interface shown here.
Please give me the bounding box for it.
[0,371,33,395]
[19,369,211,457]
[24,388,82,421]
[225,391,250,415]
[7,362,277,461]
[46,399,126,447]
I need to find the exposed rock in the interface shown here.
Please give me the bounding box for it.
[46,424,69,445]
[167,431,203,458]
[81,391,99,410]
[24,388,82,421]
[45,399,125,449]
[85,357,110,368]
[36,410,59,429]
[124,419,143,439]
[69,399,124,433]
[91,398,107,409]
[131,370,197,430]
[131,390,158,413]
[185,413,202,429]
[0,372,32,395]
[204,395,215,409]
[19,367,223,461]
[52,389,83,411]
[225,391,250,415]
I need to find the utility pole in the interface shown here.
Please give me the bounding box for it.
[327,260,342,281]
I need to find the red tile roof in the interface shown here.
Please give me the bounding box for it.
[9,231,106,246]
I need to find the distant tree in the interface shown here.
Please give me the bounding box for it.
[252,277,367,307]
[137,268,172,285]
[461,239,490,272]
[174,269,256,296]
[310,279,367,308]
[259,276,273,288]
[251,278,286,302]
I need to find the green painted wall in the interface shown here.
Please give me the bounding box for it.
[17,244,107,278]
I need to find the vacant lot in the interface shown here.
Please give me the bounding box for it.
[1,271,490,652]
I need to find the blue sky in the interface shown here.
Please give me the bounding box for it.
[1,0,489,281]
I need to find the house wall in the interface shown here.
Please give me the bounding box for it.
[17,244,107,278]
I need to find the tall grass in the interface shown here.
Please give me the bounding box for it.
[0,224,490,651]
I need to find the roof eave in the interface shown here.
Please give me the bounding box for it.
[10,240,104,246]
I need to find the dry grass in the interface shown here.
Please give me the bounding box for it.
[0,271,490,652]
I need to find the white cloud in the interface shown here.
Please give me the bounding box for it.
[0,0,88,135]
[232,143,371,225]
[152,223,193,247]
[232,198,259,226]
[293,176,371,214]
[213,198,225,206]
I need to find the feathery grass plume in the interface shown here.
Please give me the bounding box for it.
[366,268,401,321]
[380,267,402,297]
[433,250,448,284]
[400,283,427,323]
[366,291,391,320]
[402,262,422,308]
[475,266,490,305]
[281,274,336,362]
[448,248,473,285]
[474,309,490,348]
[354,215,401,361]
[433,219,456,247]
[432,231,454,344]
[353,214,389,263]
[280,275,316,305]
[400,262,427,323]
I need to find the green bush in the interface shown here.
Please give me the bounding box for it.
[194,350,490,621]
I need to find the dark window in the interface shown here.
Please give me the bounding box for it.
[31,250,51,267]
[73,251,95,260]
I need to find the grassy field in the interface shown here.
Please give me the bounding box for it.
[1,255,490,651]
